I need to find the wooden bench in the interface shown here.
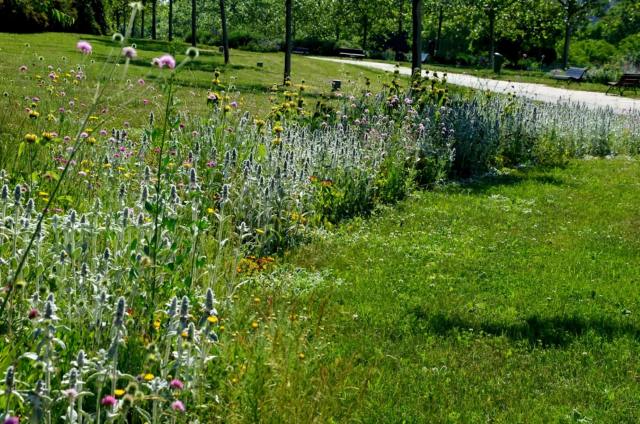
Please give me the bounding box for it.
[292,47,310,55]
[606,73,640,95]
[550,67,588,83]
[338,48,366,59]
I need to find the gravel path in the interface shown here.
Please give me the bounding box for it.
[313,57,640,114]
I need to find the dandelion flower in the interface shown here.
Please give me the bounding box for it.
[76,41,93,55]
[143,373,154,381]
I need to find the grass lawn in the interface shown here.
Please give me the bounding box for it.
[0,32,398,127]
[232,158,640,422]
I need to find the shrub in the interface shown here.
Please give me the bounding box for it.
[619,32,640,66]
[568,39,618,66]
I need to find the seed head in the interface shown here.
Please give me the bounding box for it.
[114,296,126,327]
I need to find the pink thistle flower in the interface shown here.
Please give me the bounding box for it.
[19,65,28,72]
[80,132,88,139]
[122,46,137,59]
[230,101,238,109]
[4,416,19,424]
[138,78,145,85]
[207,161,217,168]
[59,107,66,113]
[101,395,117,407]
[171,400,185,412]
[76,41,93,55]
[169,379,184,390]
[143,99,149,105]
[153,54,176,69]
[28,308,39,319]
[63,136,71,142]
[99,129,108,136]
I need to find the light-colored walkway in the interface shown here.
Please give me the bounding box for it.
[313,57,640,114]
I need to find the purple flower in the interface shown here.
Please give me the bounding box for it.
[169,379,184,390]
[153,54,176,69]
[171,400,185,412]
[99,129,108,136]
[122,46,137,59]
[230,101,238,109]
[4,416,19,424]
[101,395,117,407]
[76,41,93,55]
[138,78,145,85]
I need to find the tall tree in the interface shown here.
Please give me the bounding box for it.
[469,0,517,69]
[169,0,174,41]
[284,0,293,82]
[220,0,230,64]
[151,0,157,39]
[556,0,604,68]
[140,0,145,38]
[191,0,197,46]
[412,0,423,72]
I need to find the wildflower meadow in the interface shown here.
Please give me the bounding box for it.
[1,5,640,423]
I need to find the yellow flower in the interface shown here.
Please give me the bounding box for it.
[28,110,40,119]
[25,133,38,144]
[181,330,188,338]
[207,315,218,324]
[114,389,126,397]
[153,320,161,330]
[251,321,259,329]
[298,352,305,360]
[206,207,215,214]
[89,116,99,121]
[38,191,49,198]
[143,373,154,381]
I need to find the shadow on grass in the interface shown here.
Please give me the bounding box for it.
[451,170,568,195]
[407,308,639,347]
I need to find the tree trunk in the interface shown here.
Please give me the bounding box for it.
[284,0,293,82]
[562,20,572,69]
[140,0,145,38]
[169,0,174,41]
[220,0,230,64]
[436,6,443,56]
[489,11,496,70]
[151,0,157,39]
[191,0,197,46]
[411,0,422,72]
[362,13,369,51]
[396,0,404,61]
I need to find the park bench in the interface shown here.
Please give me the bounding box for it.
[606,73,640,96]
[550,67,588,83]
[292,47,310,55]
[338,48,366,59]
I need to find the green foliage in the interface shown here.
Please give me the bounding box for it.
[567,38,617,65]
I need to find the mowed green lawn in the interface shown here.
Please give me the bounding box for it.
[235,158,640,422]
